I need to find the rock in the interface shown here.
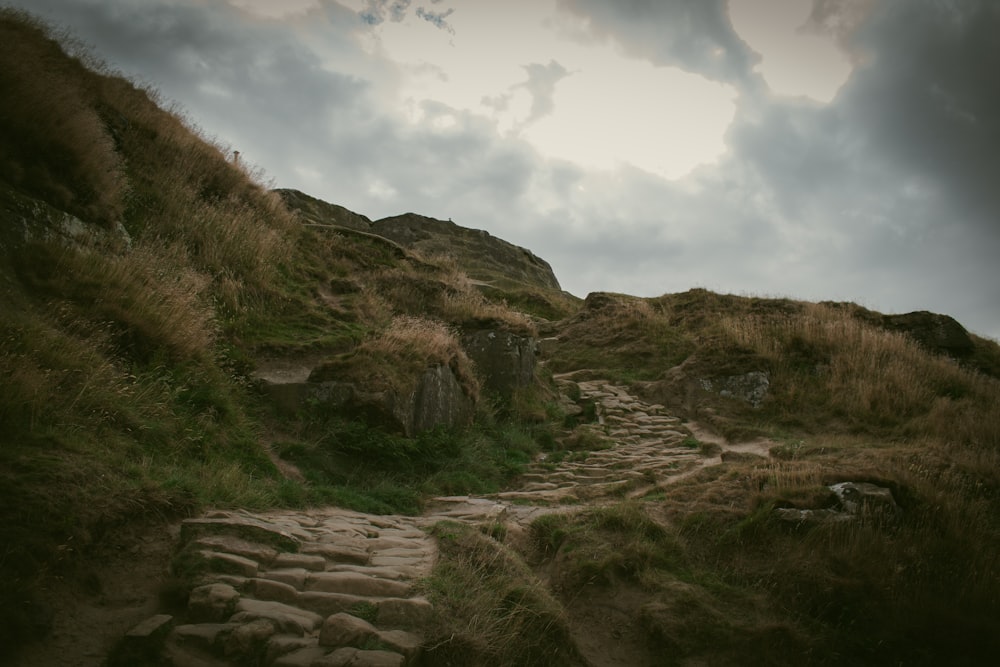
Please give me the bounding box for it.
[276,188,374,232]
[774,482,899,525]
[318,612,380,648]
[198,550,260,578]
[273,552,329,571]
[230,599,323,636]
[461,330,537,396]
[224,618,275,658]
[829,482,898,515]
[880,311,974,358]
[411,363,475,435]
[305,365,474,436]
[189,584,241,623]
[316,647,406,667]
[306,572,412,598]
[265,636,319,665]
[250,578,301,605]
[370,212,561,291]
[300,542,371,565]
[181,516,301,552]
[108,614,175,666]
[194,534,279,565]
[701,371,770,408]
[0,185,132,254]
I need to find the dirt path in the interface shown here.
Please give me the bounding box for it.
[14,377,762,667]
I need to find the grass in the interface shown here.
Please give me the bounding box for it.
[3,8,1000,666]
[548,293,695,381]
[422,521,581,666]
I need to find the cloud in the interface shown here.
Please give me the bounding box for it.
[415,5,454,33]
[554,0,759,85]
[360,0,412,25]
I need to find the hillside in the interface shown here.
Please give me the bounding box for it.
[2,10,1000,666]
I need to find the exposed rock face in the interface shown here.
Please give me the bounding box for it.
[411,364,475,435]
[275,188,373,232]
[461,330,537,396]
[880,311,974,358]
[301,364,474,437]
[371,213,561,291]
[699,371,770,408]
[0,184,131,254]
[774,481,899,525]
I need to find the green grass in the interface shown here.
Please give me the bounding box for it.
[422,521,581,667]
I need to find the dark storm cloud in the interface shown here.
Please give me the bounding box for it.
[554,0,759,84]
[843,0,1000,232]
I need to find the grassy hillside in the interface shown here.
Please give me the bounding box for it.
[0,9,572,656]
[2,9,999,665]
[538,290,1000,663]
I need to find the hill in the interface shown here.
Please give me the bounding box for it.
[2,9,1000,666]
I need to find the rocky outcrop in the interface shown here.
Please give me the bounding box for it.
[275,189,373,232]
[371,213,561,291]
[774,481,899,525]
[0,183,131,254]
[699,371,770,408]
[301,364,475,437]
[879,311,974,359]
[461,330,537,396]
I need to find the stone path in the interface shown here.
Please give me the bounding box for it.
[119,377,712,666]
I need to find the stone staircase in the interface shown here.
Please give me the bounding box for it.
[493,376,702,505]
[119,378,711,666]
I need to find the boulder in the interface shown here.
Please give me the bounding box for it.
[880,311,974,359]
[700,371,770,408]
[828,482,899,516]
[302,364,474,437]
[774,481,898,525]
[461,330,537,396]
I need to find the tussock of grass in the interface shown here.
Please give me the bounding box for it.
[715,301,1000,442]
[311,315,480,402]
[423,521,581,666]
[549,292,694,381]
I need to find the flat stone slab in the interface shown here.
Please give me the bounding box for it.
[307,571,412,598]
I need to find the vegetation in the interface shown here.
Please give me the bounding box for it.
[0,9,558,657]
[423,521,581,666]
[2,8,999,666]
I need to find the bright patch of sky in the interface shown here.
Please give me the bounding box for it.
[729,0,853,102]
[363,0,739,179]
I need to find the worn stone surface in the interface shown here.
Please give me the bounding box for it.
[300,364,473,437]
[411,363,474,435]
[318,612,380,647]
[461,330,537,396]
[189,584,240,623]
[126,375,734,666]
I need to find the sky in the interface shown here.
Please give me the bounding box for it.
[9,0,1000,339]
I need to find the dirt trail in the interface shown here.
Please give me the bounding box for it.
[14,376,763,667]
